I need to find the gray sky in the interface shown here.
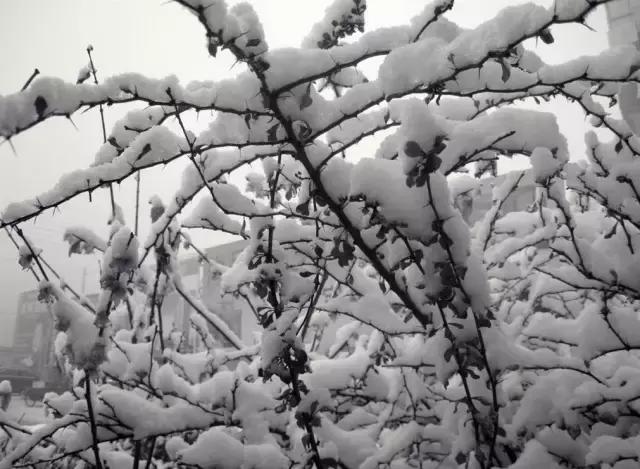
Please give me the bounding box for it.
[0,0,610,346]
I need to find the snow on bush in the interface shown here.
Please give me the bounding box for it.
[0,381,11,394]
[2,0,640,468]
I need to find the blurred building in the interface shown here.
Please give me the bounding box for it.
[174,239,256,351]
[7,239,252,383]
[12,290,55,377]
[10,291,100,384]
[0,310,14,347]
[606,0,640,47]
[0,347,23,368]
[454,171,538,226]
[605,1,640,135]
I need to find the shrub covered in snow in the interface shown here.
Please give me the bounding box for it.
[2,0,640,468]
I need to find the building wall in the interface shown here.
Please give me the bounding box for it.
[0,347,27,369]
[171,239,255,351]
[454,171,538,226]
[12,290,52,373]
[7,239,251,379]
[606,0,640,137]
[11,291,99,383]
[606,0,640,47]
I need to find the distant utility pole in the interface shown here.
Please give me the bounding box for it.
[81,267,87,294]
[135,172,141,236]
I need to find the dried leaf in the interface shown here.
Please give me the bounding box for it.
[499,59,511,83]
[539,28,554,44]
[34,96,48,118]
[404,140,424,158]
[300,92,313,110]
[267,123,280,142]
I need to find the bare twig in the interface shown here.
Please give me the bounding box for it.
[20,68,40,91]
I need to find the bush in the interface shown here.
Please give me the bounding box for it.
[2,0,640,467]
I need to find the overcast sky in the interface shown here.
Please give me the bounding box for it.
[0,0,611,346]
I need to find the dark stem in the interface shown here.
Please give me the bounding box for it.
[4,227,40,281]
[132,440,142,469]
[156,301,166,353]
[84,375,103,469]
[14,226,48,281]
[425,174,499,467]
[286,353,324,469]
[38,254,96,313]
[144,437,156,469]
[134,172,141,236]
[299,270,329,341]
[481,172,525,252]
[86,46,116,216]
